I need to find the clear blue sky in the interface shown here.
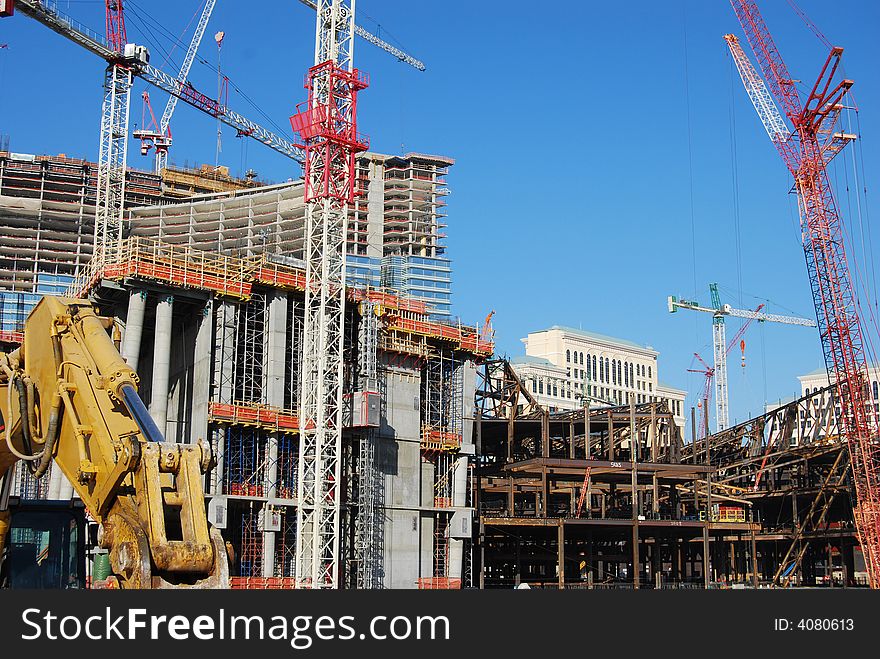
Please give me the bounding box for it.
[1,1,879,431]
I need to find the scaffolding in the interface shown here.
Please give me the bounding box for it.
[419,348,465,588]
[222,427,267,497]
[355,300,383,589]
[422,348,464,452]
[233,291,266,404]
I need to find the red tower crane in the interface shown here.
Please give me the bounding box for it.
[726,0,880,588]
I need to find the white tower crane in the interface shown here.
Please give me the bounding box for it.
[291,0,368,589]
[668,283,816,432]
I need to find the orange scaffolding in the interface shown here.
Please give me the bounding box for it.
[68,237,494,357]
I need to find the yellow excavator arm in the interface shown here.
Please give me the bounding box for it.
[0,297,228,588]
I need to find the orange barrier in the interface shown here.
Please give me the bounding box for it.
[0,330,24,345]
[231,577,296,590]
[416,577,461,589]
[420,429,462,452]
[209,401,300,433]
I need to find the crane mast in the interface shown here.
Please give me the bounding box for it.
[291,0,368,589]
[727,0,880,588]
[710,284,730,430]
[96,0,141,260]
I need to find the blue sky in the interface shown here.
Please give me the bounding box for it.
[1,0,879,431]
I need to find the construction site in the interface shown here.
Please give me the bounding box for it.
[0,0,879,591]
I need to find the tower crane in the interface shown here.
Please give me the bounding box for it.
[669,283,816,432]
[686,303,780,438]
[286,0,424,591]
[288,0,368,589]
[11,0,305,232]
[725,0,880,588]
[133,0,218,173]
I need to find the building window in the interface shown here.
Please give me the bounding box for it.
[592,355,597,380]
[539,380,544,394]
[580,352,584,365]
[648,366,652,380]
[553,383,558,397]
[624,362,629,387]
[566,349,571,363]
[873,381,878,400]
[605,358,610,384]
[612,359,617,385]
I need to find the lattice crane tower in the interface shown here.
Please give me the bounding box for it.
[292,0,368,589]
[727,0,880,587]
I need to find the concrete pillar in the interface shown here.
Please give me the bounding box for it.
[150,294,173,435]
[121,289,147,372]
[262,292,287,576]
[447,454,469,579]
[190,299,213,445]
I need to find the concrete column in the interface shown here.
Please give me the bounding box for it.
[121,289,147,372]
[150,294,173,435]
[263,292,287,576]
[447,454,469,579]
[190,299,213,445]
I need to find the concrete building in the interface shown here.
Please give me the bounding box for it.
[0,149,485,589]
[511,325,686,431]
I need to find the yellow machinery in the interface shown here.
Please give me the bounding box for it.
[0,297,228,588]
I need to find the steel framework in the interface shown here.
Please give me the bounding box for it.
[727,0,880,587]
[95,1,135,258]
[292,0,368,589]
[355,300,382,588]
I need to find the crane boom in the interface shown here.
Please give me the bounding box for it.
[729,0,802,122]
[721,304,817,327]
[295,0,426,71]
[155,0,218,172]
[15,0,303,164]
[724,34,788,142]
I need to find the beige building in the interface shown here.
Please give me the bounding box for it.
[798,364,880,423]
[511,325,686,432]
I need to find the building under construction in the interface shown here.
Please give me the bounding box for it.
[0,149,490,589]
[474,361,867,588]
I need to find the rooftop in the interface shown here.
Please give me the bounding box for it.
[657,382,687,395]
[529,325,654,352]
[510,355,562,368]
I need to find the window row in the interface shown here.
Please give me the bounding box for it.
[565,350,653,389]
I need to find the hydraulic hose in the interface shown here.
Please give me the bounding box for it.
[34,331,64,478]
